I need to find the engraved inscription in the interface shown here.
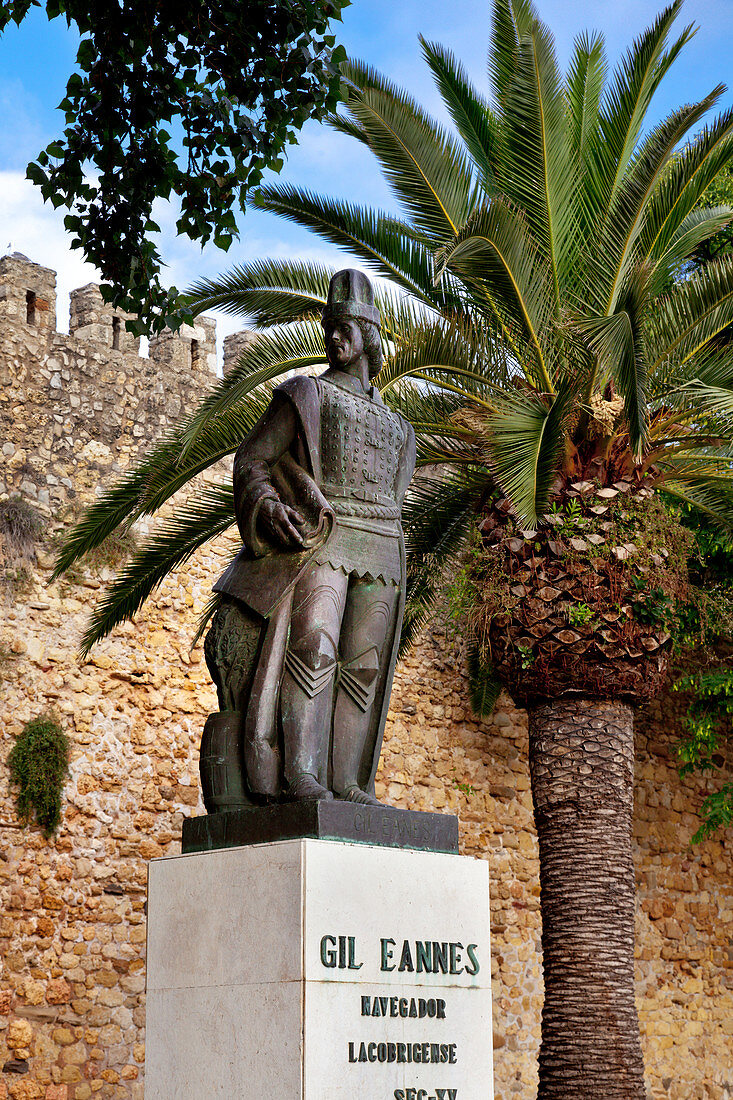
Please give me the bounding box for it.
[316,931,486,1094]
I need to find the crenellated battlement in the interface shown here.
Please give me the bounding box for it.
[0,253,251,514]
[0,253,219,372]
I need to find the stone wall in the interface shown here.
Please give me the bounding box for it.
[0,254,217,517]
[0,255,731,1100]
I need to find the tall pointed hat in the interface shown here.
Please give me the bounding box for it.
[322,269,381,328]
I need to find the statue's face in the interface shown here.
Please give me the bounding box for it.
[325,319,363,370]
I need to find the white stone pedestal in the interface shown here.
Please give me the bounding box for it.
[146,839,493,1099]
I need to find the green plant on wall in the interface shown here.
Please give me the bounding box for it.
[675,669,733,841]
[8,716,70,838]
[670,506,733,840]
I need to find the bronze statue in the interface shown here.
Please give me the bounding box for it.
[201,269,416,809]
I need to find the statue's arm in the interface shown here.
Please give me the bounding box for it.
[233,397,305,555]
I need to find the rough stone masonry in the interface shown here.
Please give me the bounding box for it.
[0,254,731,1100]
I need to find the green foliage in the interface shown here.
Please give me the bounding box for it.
[452,777,477,799]
[517,644,534,671]
[668,499,733,841]
[0,0,349,332]
[692,783,733,841]
[568,603,595,628]
[7,716,70,838]
[692,163,733,264]
[676,499,733,588]
[674,669,733,842]
[630,577,674,627]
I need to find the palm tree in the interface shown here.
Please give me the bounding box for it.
[54,1,733,1096]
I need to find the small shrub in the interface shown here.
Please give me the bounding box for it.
[8,716,70,838]
[568,603,596,629]
[673,668,733,841]
[0,497,44,560]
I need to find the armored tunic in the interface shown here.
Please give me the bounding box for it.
[312,373,405,584]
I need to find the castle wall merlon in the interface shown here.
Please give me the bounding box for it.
[69,282,140,355]
[148,317,217,374]
[223,329,256,376]
[0,252,57,333]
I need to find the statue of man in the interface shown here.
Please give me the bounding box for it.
[201,269,416,808]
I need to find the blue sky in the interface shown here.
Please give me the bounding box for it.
[1,0,732,353]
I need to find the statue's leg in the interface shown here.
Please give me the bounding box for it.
[332,577,398,804]
[280,563,348,800]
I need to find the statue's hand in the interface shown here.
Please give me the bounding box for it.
[259,498,306,548]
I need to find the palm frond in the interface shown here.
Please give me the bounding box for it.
[436,198,554,388]
[51,435,175,580]
[178,320,328,460]
[400,471,488,653]
[324,111,370,145]
[641,107,733,262]
[496,0,579,306]
[648,205,733,296]
[382,381,469,434]
[589,93,722,315]
[589,1,693,215]
[376,308,510,404]
[484,382,574,523]
[467,643,503,717]
[489,0,520,110]
[650,342,733,401]
[77,485,237,655]
[567,31,607,162]
[191,590,227,650]
[648,255,733,375]
[577,258,651,455]
[251,185,448,304]
[648,385,733,451]
[659,478,733,533]
[341,59,476,242]
[52,395,264,579]
[660,445,733,469]
[665,354,733,397]
[420,37,499,190]
[188,259,334,326]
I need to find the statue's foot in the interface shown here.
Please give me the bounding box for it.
[289,773,334,801]
[341,785,382,807]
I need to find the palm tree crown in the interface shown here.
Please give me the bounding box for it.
[56,0,733,656]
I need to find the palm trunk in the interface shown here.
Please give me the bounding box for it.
[528,698,645,1100]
